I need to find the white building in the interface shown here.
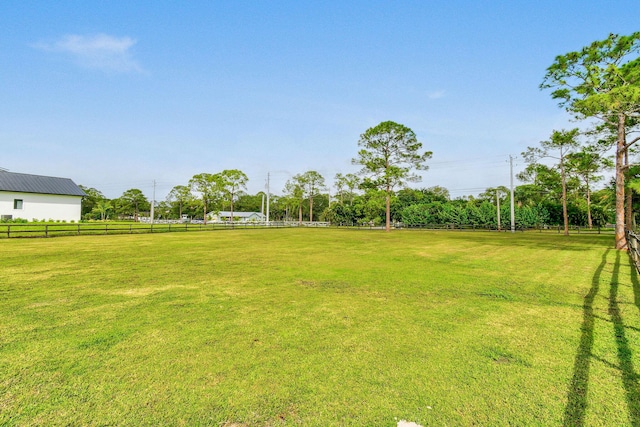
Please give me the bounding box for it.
[210,211,266,222]
[0,171,86,222]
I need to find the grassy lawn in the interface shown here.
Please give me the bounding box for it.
[1,229,639,426]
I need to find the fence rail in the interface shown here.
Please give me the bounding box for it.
[0,221,294,239]
[0,220,614,239]
[627,230,640,273]
[332,222,610,234]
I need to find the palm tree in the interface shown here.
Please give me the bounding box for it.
[92,200,113,221]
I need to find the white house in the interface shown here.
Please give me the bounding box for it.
[210,211,266,222]
[0,171,86,222]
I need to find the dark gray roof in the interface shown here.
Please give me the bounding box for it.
[0,171,86,197]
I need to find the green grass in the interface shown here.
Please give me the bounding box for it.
[1,229,639,426]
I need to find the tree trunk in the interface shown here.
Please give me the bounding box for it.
[496,191,501,231]
[627,187,633,231]
[230,197,234,226]
[586,178,592,229]
[385,191,391,232]
[561,159,569,236]
[298,202,302,225]
[385,156,391,232]
[204,201,208,225]
[615,113,627,250]
[624,188,633,230]
[625,149,633,231]
[309,196,313,223]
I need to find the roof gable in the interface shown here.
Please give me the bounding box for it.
[0,171,86,197]
[216,211,264,218]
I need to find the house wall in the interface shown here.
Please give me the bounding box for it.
[207,211,265,222]
[210,212,265,222]
[0,192,82,222]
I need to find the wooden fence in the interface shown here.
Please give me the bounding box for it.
[335,222,610,233]
[627,230,640,273]
[0,220,613,239]
[0,221,293,238]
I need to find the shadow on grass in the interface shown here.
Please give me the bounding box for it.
[610,252,640,426]
[439,231,608,252]
[563,249,608,426]
[564,250,640,427]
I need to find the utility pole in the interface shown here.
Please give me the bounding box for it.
[261,193,265,215]
[151,179,156,224]
[510,155,515,233]
[266,172,270,226]
[496,189,501,231]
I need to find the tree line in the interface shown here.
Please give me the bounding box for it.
[79,31,639,245]
[79,158,619,230]
[78,116,620,230]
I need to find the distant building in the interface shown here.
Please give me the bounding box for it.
[210,211,266,222]
[0,171,86,222]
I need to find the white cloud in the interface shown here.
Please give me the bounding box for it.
[427,90,446,100]
[33,33,142,73]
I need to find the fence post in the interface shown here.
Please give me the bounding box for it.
[105,224,108,235]
[77,224,81,235]
[7,225,10,238]
[45,225,48,238]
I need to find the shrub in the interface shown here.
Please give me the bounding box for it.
[2,218,29,224]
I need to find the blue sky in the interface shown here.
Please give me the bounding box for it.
[2,1,639,200]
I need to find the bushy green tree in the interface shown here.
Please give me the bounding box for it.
[400,202,443,226]
[333,173,360,205]
[117,188,149,222]
[541,32,640,248]
[235,192,266,213]
[566,146,613,228]
[216,169,248,224]
[91,199,113,221]
[283,177,305,224]
[298,171,326,223]
[352,121,432,231]
[189,173,220,224]
[522,128,581,235]
[79,185,106,217]
[167,185,194,219]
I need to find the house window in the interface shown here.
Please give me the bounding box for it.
[14,199,23,210]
